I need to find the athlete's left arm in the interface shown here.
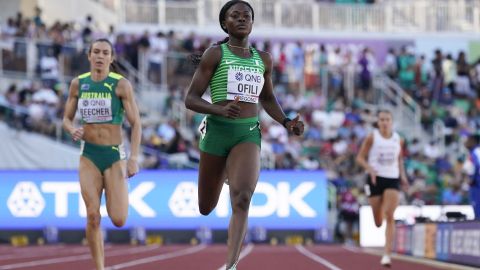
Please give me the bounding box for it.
[258,51,304,136]
[399,139,409,189]
[118,79,142,177]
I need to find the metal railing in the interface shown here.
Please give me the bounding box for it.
[371,74,423,140]
[319,62,425,141]
[122,0,480,33]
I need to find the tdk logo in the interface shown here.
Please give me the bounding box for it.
[169,182,201,217]
[7,181,155,218]
[7,181,45,217]
[168,181,317,218]
[7,180,319,220]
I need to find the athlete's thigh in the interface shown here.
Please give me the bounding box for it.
[79,156,104,210]
[226,143,260,193]
[382,189,399,216]
[103,160,128,217]
[198,151,227,205]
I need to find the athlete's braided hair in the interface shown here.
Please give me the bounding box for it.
[191,1,254,67]
[219,0,254,33]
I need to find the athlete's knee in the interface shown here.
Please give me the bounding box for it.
[231,190,253,212]
[384,211,395,223]
[373,214,383,228]
[198,202,216,216]
[87,211,101,229]
[110,214,127,228]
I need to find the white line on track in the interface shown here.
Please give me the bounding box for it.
[106,244,207,269]
[216,243,254,270]
[0,245,159,269]
[295,245,343,270]
[342,245,359,253]
[0,246,91,260]
[362,248,479,270]
[0,245,66,256]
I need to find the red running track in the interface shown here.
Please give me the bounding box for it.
[0,244,460,270]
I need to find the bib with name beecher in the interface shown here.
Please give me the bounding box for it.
[227,68,264,104]
[78,92,113,123]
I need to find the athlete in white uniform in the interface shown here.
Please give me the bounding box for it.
[356,110,409,267]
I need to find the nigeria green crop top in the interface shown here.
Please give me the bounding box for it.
[209,43,265,104]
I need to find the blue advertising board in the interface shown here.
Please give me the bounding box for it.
[447,221,480,267]
[435,223,451,261]
[0,170,328,229]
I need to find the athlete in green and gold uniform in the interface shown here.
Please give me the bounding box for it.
[63,39,141,270]
[77,71,126,172]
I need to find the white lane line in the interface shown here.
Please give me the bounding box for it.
[342,246,359,253]
[0,245,65,256]
[217,243,255,270]
[295,245,343,270]
[362,248,479,270]
[0,246,91,260]
[107,244,207,270]
[0,245,159,269]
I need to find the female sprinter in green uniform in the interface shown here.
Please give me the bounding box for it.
[185,1,304,269]
[63,38,141,270]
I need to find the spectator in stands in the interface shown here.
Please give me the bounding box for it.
[465,134,480,220]
[338,189,359,245]
[398,46,415,91]
[442,182,464,205]
[288,41,305,92]
[2,17,17,37]
[455,51,473,97]
[39,47,59,88]
[443,53,457,93]
[81,15,95,44]
[148,31,168,84]
[4,84,19,106]
[33,7,43,27]
[358,47,373,100]
[431,49,444,101]
[414,55,428,90]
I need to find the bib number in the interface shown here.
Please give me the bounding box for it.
[78,98,113,123]
[198,116,207,140]
[226,69,264,104]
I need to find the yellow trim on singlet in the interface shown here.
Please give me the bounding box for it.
[78,72,91,79]
[108,72,123,80]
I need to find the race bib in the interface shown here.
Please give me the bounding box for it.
[227,69,264,103]
[198,116,207,140]
[376,151,396,166]
[78,98,113,123]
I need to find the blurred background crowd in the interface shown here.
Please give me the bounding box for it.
[1,1,479,243]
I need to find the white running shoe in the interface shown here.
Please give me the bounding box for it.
[380,255,391,267]
[227,261,238,270]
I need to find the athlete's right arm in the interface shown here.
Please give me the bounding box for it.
[185,46,230,116]
[356,133,376,175]
[62,78,83,141]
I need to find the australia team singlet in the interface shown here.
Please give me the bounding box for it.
[77,72,124,125]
